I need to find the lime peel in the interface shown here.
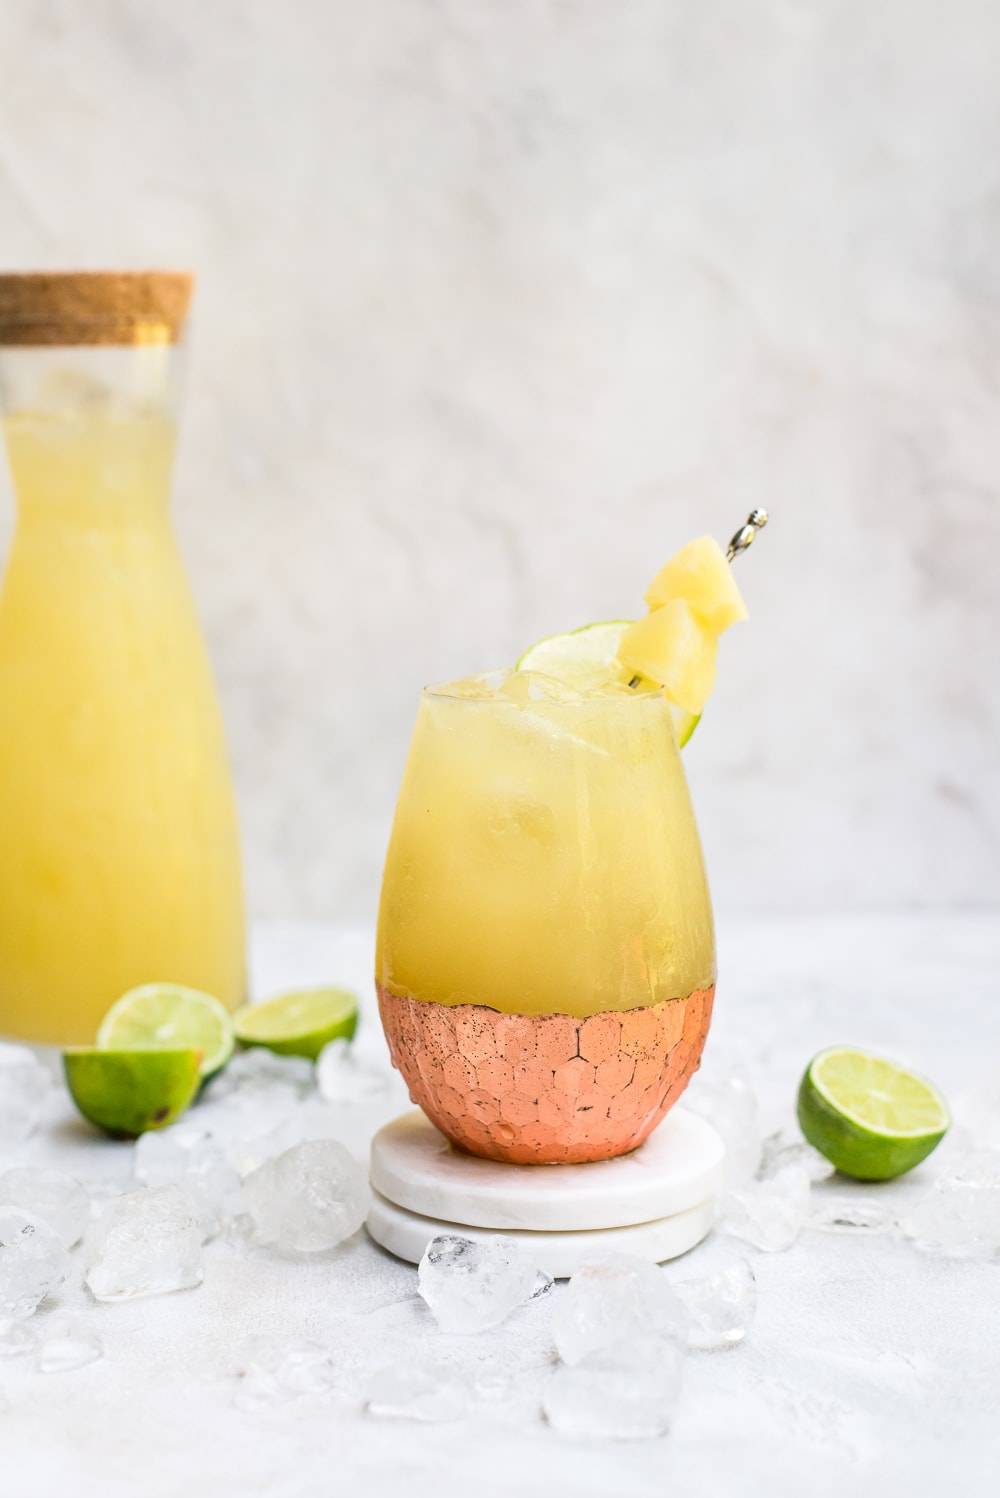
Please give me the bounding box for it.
[63,1047,202,1139]
[798,1045,950,1182]
[233,987,359,1062]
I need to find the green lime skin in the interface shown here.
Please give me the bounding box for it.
[63,1048,202,1139]
[797,1070,948,1182]
[236,1022,357,1063]
[233,989,359,1062]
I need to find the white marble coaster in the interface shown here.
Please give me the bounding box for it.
[366,1189,717,1278]
[369,1107,724,1233]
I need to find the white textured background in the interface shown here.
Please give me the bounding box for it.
[0,0,998,923]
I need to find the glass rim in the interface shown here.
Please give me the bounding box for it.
[421,673,671,708]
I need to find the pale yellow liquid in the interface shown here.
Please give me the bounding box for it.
[0,409,245,1044]
[377,678,715,1018]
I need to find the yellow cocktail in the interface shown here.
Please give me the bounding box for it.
[378,673,714,1017]
[376,671,716,1164]
[376,527,759,1165]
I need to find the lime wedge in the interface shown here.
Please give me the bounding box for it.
[516,621,701,747]
[233,987,359,1061]
[63,1048,202,1138]
[516,621,635,689]
[97,984,236,1079]
[798,1046,950,1181]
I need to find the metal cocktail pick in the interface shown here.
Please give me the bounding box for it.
[726,508,769,563]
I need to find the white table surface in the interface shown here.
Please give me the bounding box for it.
[2,913,999,1498]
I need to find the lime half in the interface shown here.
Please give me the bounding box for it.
[97,984,236,1079]
[798,1046,950,1181]
[64,1048,202,1138]
[516,621,701,747]
[233,987,359,1061]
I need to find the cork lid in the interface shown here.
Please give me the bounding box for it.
[0,271,194,346]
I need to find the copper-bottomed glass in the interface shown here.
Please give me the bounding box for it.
[376,670,716,1163]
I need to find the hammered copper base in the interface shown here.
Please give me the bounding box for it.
[377,983,715,1164]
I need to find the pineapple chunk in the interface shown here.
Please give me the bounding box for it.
[643,535,749,633]
[616,600,718,715]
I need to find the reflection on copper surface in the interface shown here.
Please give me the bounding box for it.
[377,983,715,1164]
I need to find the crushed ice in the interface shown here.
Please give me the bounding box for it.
[0,1207,69,1317]
[417,1233,550,1334]
[0,1166,90,1249]
[234,1335,337,1410]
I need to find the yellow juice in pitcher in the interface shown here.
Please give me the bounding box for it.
[0,401,245,1044]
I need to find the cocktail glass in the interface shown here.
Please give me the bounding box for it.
[376,670,716,1164]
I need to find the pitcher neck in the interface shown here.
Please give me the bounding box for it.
[0,343,184,524]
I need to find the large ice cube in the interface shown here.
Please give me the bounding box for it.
[417,1233,548,1334]
[0,1167,90,1249]
[0,1208,69,1318]
[684,1068,762,1185]
[243,1139,369,1252]
[898,1151,1000,1257]
[133,1127,244,1240]
[551,1253,689,1366]
[722,1163,811,1252]
[674,1255,757,1349]
[759,1128,834,1184]
[85,1186,203,1301]
[543,1334,685,1440]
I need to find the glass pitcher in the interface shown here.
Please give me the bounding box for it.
[0,272,245,1045]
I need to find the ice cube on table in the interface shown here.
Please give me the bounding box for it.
[684,1068,762,1186]
[417,1233,548,1335]
[0,1044,52,1145]
[85,1186,203,1301]
[551,1253,689,1367]
[0,1208,69,1318]
[204,1048,315,1104]
[133,1127,244,1240]
[315,1040,395,1105]
[543,1334,686,1440]
[215,1114,304,1181]
[367,1363,471,1422]
[0,1167,90,1249]
[38,1314,103,1373]
[759,1128,834,1184]
[809,1198,893,1234]
[674,1255,757,1350]
[899,1151,1000,1258]
[243,1140,369,1252]
[234,1336,337,1410]
[722,1163,811,1252]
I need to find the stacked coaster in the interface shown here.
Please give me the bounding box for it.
[367,1107,724,1279]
